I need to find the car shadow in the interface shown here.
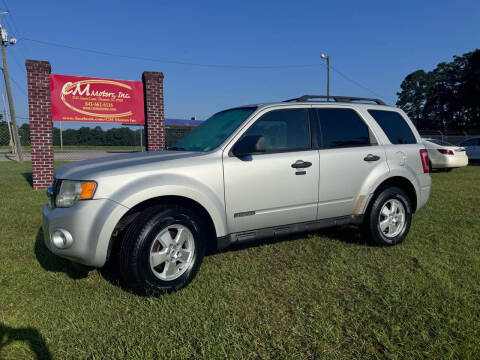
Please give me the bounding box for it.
[35,228,90,280]
[0,322,52,360]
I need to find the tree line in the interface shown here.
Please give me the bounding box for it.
[0,123,192,147]
[396,49,480,132]
[0,123,143,146]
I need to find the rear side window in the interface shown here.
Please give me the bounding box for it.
[368,110,417,144]
[242,109,310,153]
[316,108,372,149]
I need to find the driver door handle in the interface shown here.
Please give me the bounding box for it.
[291,160,312,168]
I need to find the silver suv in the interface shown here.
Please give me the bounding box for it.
[43,95,431,293]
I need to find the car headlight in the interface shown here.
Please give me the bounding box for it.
[55,180,97,208]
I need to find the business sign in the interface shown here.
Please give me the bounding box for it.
[50,74,145,124]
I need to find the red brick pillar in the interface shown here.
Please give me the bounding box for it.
[142,71,165,151]
[25,60,54,190]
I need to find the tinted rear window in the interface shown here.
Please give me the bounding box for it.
[316,108,372,149]
[368,110,417,144]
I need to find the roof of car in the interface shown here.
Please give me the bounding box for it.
[235,95,395,110]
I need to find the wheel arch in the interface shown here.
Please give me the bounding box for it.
[365,176,418,214]
[106,195,219,264]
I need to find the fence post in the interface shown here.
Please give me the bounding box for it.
[25,59,54,190]
[142,71,165,151]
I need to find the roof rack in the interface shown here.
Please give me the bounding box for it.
[283,95,386,105]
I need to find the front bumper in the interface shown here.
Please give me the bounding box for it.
[42,198,129,267]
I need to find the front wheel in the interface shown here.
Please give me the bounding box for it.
[119,205,206,295]
[363,187,412,246]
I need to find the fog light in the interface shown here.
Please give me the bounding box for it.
[51,229,73,249]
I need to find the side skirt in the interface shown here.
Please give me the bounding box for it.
[217,214,364,249]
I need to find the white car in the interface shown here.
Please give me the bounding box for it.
[458,137,480,160]
[422,138,468,171]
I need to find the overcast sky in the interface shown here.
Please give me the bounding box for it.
[2,0,479,128]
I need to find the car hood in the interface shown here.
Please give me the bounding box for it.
[54,150,205,180]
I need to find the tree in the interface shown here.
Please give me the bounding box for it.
[397,49,480,131]
[397,70,432,128]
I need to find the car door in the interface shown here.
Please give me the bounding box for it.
[314,107,387,219]
[223,108,319,234]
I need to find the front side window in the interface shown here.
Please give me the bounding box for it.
[316,108,372,149]
[237,109,310,154]
[173,107,256,152]
[368,110,417,145]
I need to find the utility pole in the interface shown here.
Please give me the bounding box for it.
[59,120,63,149]
[0,12,22,162]
[320,53,331,101]
[2,91,14,154]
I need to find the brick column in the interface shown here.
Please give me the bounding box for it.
[25,60,54,190]
[142,71,165,151]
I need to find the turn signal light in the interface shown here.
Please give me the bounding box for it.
[80,182,97,199]
[419,149,430,173]
[437,149,454,155]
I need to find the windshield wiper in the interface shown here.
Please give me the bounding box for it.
[167,146,185,151]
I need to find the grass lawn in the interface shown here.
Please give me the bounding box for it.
[0,162,479,359]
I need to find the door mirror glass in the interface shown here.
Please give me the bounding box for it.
[232,135,266,157]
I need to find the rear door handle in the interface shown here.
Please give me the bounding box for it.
[291,160,312,168]
[364,154,380,162]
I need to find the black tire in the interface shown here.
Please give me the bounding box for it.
[119,204,206,295]
[428,160,433,172]
[363,187,412,246]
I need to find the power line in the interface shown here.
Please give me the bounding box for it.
[0,7,30,99]
[0,65,27,96]
[4,16,28,59]
[21,37,394,103]
[22,38,322,69]
[329,65,396,104]
[1,0,29,58]
[9,74,26,96]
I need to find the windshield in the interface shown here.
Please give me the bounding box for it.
[172,107,256,152]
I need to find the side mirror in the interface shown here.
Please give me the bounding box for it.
[232,135,266,157]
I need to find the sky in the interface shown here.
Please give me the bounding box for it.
[1,0,479,128]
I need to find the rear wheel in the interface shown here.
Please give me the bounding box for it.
[119,205,206,295]
[363,187,412,246]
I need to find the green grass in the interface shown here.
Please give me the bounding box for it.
[0,162,479,359]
